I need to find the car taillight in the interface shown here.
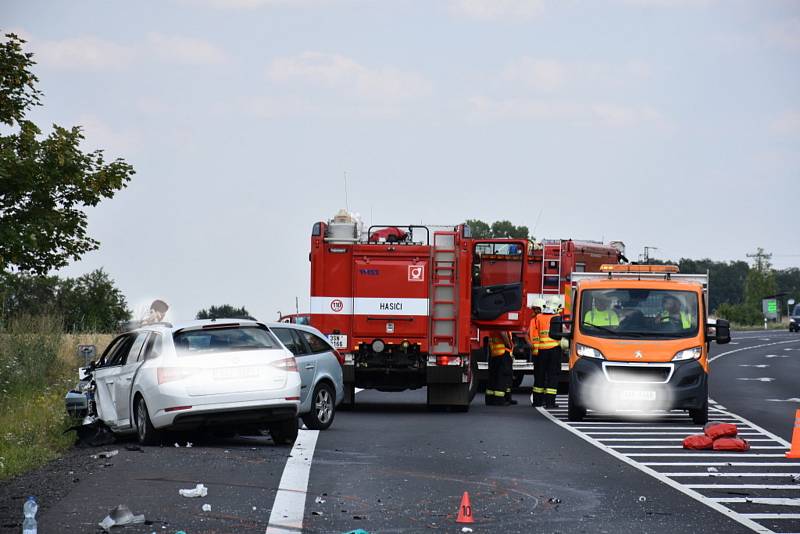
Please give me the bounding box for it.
[157,367,195,384]
[333,349,345,366]
[272,357,298,372]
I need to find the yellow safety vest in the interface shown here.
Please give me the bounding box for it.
[584,309,619,327]
[659,311,692,328]
[489,336,509,357]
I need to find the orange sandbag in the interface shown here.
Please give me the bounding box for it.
[683,434,714,450]
[704,422,738,439]
[712,438,750,451]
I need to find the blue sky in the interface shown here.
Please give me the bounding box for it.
[3,0,799,321]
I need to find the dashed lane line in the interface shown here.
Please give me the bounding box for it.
[265,429,320,534]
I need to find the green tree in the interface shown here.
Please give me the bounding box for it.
[0,33,134,275]
[677,258,749,312]
[56,269,130,332]
[196,305,255,320]
[465,219,529,239]
[465,219,491,239]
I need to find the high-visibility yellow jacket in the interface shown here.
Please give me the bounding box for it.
[530,313,558,353]
[659,310,692,328]
[489,333,511,357]
[584,308,620,327]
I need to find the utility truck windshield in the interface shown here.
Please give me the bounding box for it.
[579,289,699,339]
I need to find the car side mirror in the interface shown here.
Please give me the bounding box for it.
[714,319,731,345]
[549,316,572,340]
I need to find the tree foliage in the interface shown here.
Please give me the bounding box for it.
[0,269,131,332]
[465,219,529,239]
[0,32,135,275]
[196,305,255,321]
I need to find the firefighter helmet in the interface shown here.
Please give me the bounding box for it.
[531,297,546,310]
[546,297,563,312]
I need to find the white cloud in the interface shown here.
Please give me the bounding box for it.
[765,18,800,51]
[448,0,545,21]
[76,115,141,156]
[35,36,136,70]
[147,33,227,65]
[466,96,664,127]
[267,52,432,101]
[771,110,800,135]
[501,58,567,92]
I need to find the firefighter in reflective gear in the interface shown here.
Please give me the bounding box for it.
[528,297,546,406]
[531,298,560,408]
[584,293,619,326]
[485,331,516,406]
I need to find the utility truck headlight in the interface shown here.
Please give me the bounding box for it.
[672,346,702,361]
[576,343,604,360]
[371,339,385,353]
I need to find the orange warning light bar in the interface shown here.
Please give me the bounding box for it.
[600,264,680,274]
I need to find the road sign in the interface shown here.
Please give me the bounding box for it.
[762,298,778,320]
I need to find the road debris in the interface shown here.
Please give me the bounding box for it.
[90,450,119,459]
[201,504,211,512]
[174,443,181,448]
[98,504,145,531]
[791,474,800,484]
[179,484,208,498]
[461,528,474,533]
[65,418,115,447]
[547,497,561,504]
[186,442,193,448]
[638,496,647,503]
[707,467,719,473]
[315,496,326,504]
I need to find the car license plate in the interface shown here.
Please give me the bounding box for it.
[328,334,348,349]
[620,390,656,401]
[213,366,260,380]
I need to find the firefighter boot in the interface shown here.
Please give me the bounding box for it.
[531,388,544,407]
[505,390,518,405]
[544,392,558,408]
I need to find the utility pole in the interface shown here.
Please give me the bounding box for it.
[746,248,772,272]
[640,246,658,263]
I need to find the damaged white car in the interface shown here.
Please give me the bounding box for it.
[71,320,302,445]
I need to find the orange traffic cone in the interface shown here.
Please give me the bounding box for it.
[456,491,474,524]
[787,409,800,459]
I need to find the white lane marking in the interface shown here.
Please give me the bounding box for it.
[713,499,800,506]
[537,408,773,533]
[766,398,800,403]
[599,438,778,442]
[740,364,770,368]
[585,432,763,436]
[686,484,800,490]
[266,429,320,534]
[737,378,776,382]
[784,348,797,351]
[629,453,788,458]
[743,514,800,520]
[709,339,800,363]
[575,426,748,431]
[609,445,787,449]
[663,473,800,477]
[766,355,790,358]
[643,463,796,467]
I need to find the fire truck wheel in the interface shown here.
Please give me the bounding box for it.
[340,383,356,411]
[302,382,336,430]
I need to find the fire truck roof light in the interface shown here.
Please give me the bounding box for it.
[599,264,679,274]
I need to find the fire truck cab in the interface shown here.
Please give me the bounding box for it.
[308,211,532,410]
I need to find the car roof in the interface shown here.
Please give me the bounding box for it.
[126,318,264,335]
[264,321,325,336]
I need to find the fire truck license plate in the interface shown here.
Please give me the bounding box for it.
[619,390,656,401]
[328,334,347,349]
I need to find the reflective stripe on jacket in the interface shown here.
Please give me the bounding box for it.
[535,313,558,350]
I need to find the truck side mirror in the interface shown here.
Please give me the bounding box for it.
[714,319,731,345]
[549,316,571,340]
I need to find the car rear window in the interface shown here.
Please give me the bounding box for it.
[173,326,280,355]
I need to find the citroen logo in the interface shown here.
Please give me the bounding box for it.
[634,351,643,359]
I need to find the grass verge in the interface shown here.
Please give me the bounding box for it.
[0,320,112,481]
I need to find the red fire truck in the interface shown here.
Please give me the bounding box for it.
[307,211,624,410]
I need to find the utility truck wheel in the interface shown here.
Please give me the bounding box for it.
[690,398,708,425]
[567,394,586,422]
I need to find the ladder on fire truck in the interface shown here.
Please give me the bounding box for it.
[541,239,563,295]
[430,231,458,355]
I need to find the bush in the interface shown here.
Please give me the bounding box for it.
[716,303,763,326]
[0,314,63,395]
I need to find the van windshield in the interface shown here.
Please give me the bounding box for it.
[579,289,699,339]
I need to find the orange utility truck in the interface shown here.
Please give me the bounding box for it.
[549,264,731,424]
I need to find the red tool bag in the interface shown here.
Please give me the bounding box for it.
[704,422,738,440]
[683,434,714,450]
[712,438,751,451]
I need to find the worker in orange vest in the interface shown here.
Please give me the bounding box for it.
[528,297,545,406]
[530,297,560,407]
[485,331,516,406]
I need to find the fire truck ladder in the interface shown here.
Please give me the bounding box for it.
[430,231,458,355]
[541,240,563,295]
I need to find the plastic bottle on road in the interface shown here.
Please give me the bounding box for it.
[22,496,37,534]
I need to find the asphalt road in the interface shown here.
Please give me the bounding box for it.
[1,330,798,534]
